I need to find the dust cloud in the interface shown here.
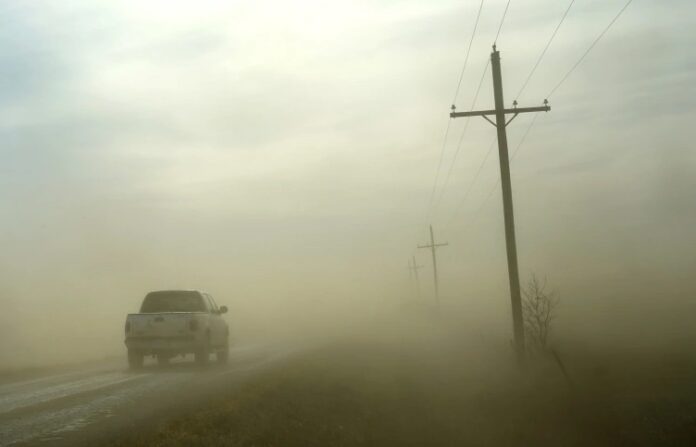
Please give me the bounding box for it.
[0,0,695,379]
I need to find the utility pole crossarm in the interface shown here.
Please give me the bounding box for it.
[417,242,448,249]
[450,105,550,119]
[417,225,447,308]
[408,257,424,272]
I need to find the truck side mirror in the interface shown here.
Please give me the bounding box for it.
[219,306,228,314]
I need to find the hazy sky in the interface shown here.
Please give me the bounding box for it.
[1,0,694,364]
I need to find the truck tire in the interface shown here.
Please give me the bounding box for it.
[195,337,210,366]
[157,354,170,366]
[128,350,144,369]
[216,343,229,364]
[195,347,209,365]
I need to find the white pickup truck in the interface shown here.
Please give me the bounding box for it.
[124,290,229,368]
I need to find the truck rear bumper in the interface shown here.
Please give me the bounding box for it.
[125,336,202,354]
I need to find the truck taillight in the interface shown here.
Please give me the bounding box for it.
[189,319,199,331]
[125,321,131,333]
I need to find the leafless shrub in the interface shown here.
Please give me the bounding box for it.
[522,274,559,352]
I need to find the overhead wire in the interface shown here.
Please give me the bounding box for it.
[432,0,516,228]
[445,134,497,230]
[493,0,512,45]
[424,120,452,222]
[446,0,575,229]
[453,0,634,233]
[451,0,486,106]
[444,0,574,230]
[431,0,515,232]
[432,58,490,213]
[423,0,487,228]
[546,0,634,99]
[434,0,515,221]
[515,0,575,101]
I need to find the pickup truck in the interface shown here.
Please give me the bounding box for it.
[124,290,229,368]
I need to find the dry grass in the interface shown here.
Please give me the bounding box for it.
[110,336,696,447]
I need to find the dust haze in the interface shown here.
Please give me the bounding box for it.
[1,0,695,376]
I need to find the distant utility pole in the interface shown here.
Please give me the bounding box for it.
[408,256,424,299]
[418,225,448,307]
[450,45,551,364]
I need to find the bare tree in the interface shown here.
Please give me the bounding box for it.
[522,274,559,351]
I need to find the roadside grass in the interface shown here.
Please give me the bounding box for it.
[111,335,696,447]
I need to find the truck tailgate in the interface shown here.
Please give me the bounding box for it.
[127,313,197,338]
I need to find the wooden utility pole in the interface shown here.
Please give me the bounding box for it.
[408,256,424,299]
[418,225,448,307]
[450,45,551,363]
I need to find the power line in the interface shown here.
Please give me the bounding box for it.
[546,0,634,99]
[457,0,633,230]
[442,0,569,229]
[424,0,487,227]
[451,0,486,106]
[423,0,514,238]
[458,0,633,230]
[432,58,490,213]
[462,0,632,226]
[510,113,540,162]
[515,0,575,101]
[424,119,452,222]
[493,0,512,45]
[444,0,572,228]
[445,135,497,230]
[450,0,627,228]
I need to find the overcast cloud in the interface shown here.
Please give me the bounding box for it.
[0,0,694,365]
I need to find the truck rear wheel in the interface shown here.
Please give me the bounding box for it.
[195,344,209,366]
[128,350,144,369]
[216,343,229,364]
[195,348,209,365]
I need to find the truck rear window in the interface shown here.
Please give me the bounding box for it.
[140,291,206,313]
